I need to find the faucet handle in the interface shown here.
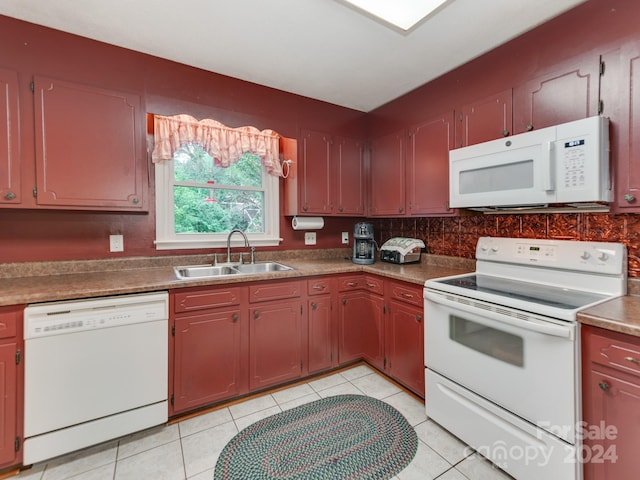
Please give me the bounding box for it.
[239,252,245,264]
[250,246,256,264]
[213,253,218,266]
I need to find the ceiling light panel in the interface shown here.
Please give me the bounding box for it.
[341,0,448,31]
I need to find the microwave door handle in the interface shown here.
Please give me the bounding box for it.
[424,290,573,339]
[542,141,555,192]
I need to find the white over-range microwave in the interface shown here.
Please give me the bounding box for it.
[449,115,610,211]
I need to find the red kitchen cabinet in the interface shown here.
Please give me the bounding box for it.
[173,307,246,414]
[513,58,600,134]
[407,112,456,216]
[248,280,303,391]
[33,75,146,210]
[0,306,23,469]
[171,286,247,414]
[307,277,336,374]
[369,130,405,217]
[249,300,303,391]
[285,130,364,216]
[337,275,384,369]
[602,43,640,210]
[385,281,424,397]
[0,68,21,206]
[459,89,513,147]
[582,325,640,479]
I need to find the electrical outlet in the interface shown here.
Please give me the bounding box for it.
[304,232,316,245]
[342,231,349,244]
[109,234,124,252]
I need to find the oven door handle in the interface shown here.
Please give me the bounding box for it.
[424,290,574,340]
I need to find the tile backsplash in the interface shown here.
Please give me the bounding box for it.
[372,213,640,277]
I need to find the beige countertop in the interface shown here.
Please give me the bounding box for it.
[578,296,640,338]
[0,251,472,307]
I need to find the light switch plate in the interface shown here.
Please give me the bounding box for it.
[109,234,124,252]
[305,232,316,245]
[342,231,349,244]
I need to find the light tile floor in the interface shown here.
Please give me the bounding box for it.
[13,365,513,480]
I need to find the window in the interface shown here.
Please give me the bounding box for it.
[153,116,281,250]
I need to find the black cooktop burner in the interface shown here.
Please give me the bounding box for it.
[436,274,609,310]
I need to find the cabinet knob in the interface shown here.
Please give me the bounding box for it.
[624,193,635,203]
[132,197,140,204]
[502,130,509,137]
[338,207,344,212]
[4,192,16,201]
[342,298,347,305]
[598,381,610,392]
[398,207,403,213]
[232,314,239,322]
[254,310,260,319]
[302,205,309,211]
[525,124,534,131]
[416,314,422,323]
[311,302,317,310]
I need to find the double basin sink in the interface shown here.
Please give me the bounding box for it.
[174,261,293,280]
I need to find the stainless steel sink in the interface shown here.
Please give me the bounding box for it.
[174,261,293,279]
[174,265,240,279]
[233,262,294,274]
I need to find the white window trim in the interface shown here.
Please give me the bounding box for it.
[154,159,281,250]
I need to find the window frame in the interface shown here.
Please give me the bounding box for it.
[154,155,281,250]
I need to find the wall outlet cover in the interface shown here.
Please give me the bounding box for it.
[342,231,349,244]
[109,234,124,252]
[304,232,317,245]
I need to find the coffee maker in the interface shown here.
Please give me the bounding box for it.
[352,222,376,265]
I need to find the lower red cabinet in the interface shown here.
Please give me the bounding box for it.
[338,287,384,369]
[173,307,247,414]
[249,300,303,390]
[0,305,22,469]
[386,299,424,396]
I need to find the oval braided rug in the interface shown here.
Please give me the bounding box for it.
[214,394,418,480]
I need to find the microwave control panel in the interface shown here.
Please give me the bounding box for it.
[561,138,586,189]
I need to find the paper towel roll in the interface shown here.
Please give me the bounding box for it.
[292,216,324,230]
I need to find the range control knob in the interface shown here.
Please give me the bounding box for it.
[598,251,608,261]
[581,251,591,260]
[491,245,499,253]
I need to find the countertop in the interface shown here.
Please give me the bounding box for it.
[0,251,472,307]
[578,296,640,338]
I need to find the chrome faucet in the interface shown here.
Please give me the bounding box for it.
[226,229,254,264]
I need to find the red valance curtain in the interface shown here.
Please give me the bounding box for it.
[151,114,283,177]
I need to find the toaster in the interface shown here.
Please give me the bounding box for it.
[379,238,426,264]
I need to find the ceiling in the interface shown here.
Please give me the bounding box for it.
[0,0,588,112]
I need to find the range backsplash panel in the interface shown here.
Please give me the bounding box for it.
[372,213,640,278]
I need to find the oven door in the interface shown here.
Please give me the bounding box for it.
[424,288,577,443]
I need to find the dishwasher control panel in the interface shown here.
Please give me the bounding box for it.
[24,291,168,339]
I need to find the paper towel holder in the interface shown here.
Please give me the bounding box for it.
[291,216,324,230]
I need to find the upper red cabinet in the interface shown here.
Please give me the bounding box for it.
[459,90,512,147]
[513,58,601,134]
[368,130,405,216]
[285,129,364,216]
[0,68,21,206]
[33,76,146,211]
[407,112,456,216]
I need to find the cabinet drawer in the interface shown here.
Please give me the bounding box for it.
[174,287,241,313]
[249,280,301,303]
[590,331,640,378]
[308,277,331,296]
[363,275,384,295]
[388,281,423,307]
[0,306,20,339]
[338,275,364,292]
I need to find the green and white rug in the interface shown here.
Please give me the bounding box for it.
[214,394,418,479]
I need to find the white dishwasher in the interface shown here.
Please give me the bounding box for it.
[23,291,168,464]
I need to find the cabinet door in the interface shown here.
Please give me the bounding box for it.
[173,308,245,413]
[407,112,455,216]
[299,129,331,214]
[33,76,146,210]
[308,296,334,374]
[249,300,303,390]
[334,136,365,215]
[0,69,21,206]
[369,130,405,216]
[0,342,17,468]
[513,59,600,134]
[459,90,512,147]
[583,367,640,480]
[604,43,640,210]
[386,300,424,397]
[338,291,384,368]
